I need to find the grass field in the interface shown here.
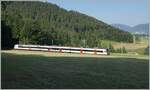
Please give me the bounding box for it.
[1,50,149,89]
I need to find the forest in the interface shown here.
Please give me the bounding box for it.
[1,1,133,49]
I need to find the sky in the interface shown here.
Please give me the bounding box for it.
[47,0,149,26]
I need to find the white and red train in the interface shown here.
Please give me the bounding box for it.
[14,44,109,55]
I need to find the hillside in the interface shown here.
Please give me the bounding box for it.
[111,23,149,35]
[1,1,133,49]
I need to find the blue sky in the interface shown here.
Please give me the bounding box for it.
[47,0,149,26]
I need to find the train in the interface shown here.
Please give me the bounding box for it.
[14,44,109,55]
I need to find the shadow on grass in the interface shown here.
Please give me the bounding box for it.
[1,53,149,89]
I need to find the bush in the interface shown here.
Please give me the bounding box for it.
[115,48,121,53]
[108,43,115,52]
[122,47,127,53]
[114,47,127,53]
[144,46,149,55]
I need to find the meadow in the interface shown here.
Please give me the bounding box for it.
[101,36,149,55]
[1,50,149,89]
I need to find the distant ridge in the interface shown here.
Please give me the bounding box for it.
[111,23,149,35]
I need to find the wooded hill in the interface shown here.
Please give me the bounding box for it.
[1,1,133,49]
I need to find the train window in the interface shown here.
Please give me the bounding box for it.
[61,48,71,51]
[69,49,80,51]
[51,48,60,50]
[83,50,94,52]
[18,46,50,49]
[18,45,26,47]
[97,50,103,53]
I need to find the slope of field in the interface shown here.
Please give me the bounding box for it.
[1,51,149,89]
[101,36,148,54]
[112,37,148,51]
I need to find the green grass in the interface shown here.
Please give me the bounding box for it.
[1,53,149,89]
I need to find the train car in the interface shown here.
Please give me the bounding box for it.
[14,44,109,55]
